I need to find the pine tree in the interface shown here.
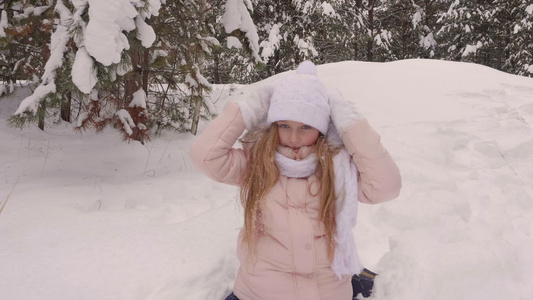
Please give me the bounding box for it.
[499,0,533,76]
[437,1,499,69]
[378,0,416,60]
[141,0,261,135]
[332,0,393,62]
[207,3,263,84]
[3,0,533,145]
[7,0,163,144]
[1,1,58,129]
[249,0,338,77]
[209,0,264,84]
[437,0,533,75]
[415,0,449,59]
[371,0,448,60]
[312,1,364,63]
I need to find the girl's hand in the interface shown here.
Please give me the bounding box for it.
[234,83,275,130]
[328,89,361,135]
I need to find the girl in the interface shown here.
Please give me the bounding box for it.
[190,61,401,300]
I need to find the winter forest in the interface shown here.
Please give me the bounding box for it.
[0,0,532,142]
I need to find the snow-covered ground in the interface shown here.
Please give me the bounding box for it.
[1,59,532,300]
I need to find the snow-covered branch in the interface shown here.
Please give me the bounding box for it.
[14,1,73,115]
[222,0,262,63]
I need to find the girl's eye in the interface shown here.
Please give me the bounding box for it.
[301,125,311,130]
[278,124,289,129]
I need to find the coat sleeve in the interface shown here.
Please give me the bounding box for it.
[189,101,248,186]
[341,118,402,204]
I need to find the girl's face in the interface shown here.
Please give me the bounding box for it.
[277,120,320,150]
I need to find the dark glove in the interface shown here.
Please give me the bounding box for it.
[352,268,377,299]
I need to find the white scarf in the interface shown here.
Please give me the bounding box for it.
[274,147,317,178]
[274,146,363,278]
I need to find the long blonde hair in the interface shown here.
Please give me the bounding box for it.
[239,124,339,259]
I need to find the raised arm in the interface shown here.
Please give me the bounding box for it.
[190,83,274,186]
[328,89,401,203]
[189,101,248,186]
[341,119,401,203]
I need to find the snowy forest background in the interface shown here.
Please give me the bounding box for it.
[0,0,533,142]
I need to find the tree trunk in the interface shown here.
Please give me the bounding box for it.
[126,51,142,105]
[125,77,139,105]
[142,48,150,91]
[38,101,45,131]
[213,53,221,84]
[38,35,51,131]
[190,0,207,136]
[60,92,71,122]
[367,0,374,62]
[353,39,358,60]
[190,95,202,135]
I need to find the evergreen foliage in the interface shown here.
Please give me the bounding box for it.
[250,0,340,78]
[1,0,532,143]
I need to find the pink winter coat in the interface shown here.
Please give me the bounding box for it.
[190,101,401,300]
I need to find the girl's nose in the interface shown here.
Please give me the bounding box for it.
[289,130,300,146]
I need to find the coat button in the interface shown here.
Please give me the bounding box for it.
[305,243,312,250]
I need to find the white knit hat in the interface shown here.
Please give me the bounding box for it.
[267,61,330,134]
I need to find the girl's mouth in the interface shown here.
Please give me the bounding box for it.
[277,145,315,161]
